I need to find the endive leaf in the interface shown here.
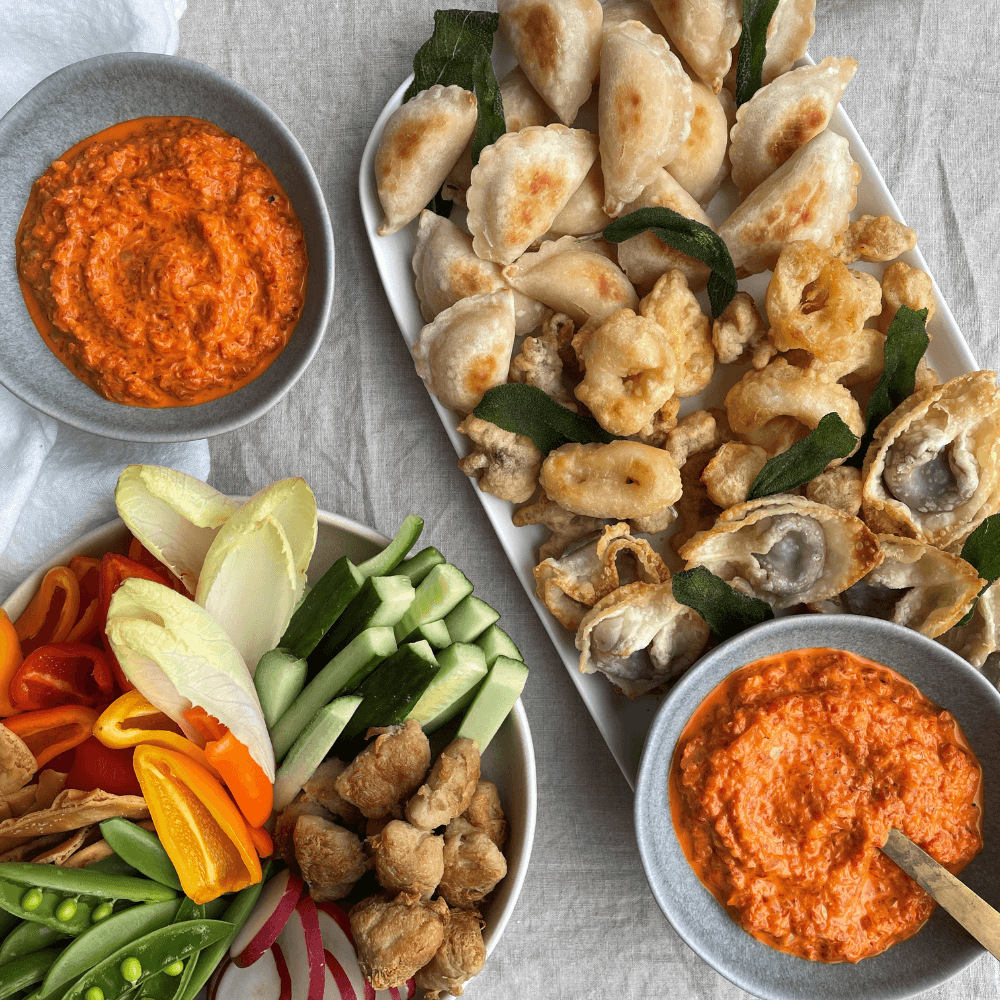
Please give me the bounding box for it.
[107,578,275,781]
[198,478,317,608]
[200,516,298,676]
[115,466,240,593]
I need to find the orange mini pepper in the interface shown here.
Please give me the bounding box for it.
[93,690,222,779]
[66,556,102,644]
[248,824,274,858]
[3,704,99,768]
[0,609,23,717]
[14,566,81,655]
[184,707,274,830]
[9,642,115,711]
[132,744,262,904]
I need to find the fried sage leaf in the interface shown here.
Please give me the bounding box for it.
[473,383,618,456]
[734,0,783,106]
[603,207,737,318]
[404,9,504,165]
[747,413,859,501]
[847,305,929,469]
[955,513,1000,626]
[672,566,774,640]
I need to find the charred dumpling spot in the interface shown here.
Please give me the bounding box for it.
[861,371,1000,550]
[678,495,883,609]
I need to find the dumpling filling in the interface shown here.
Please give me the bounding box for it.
[748,515,826,600]
[883,427,978,514]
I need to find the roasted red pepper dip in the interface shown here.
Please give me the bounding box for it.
[669,647,983,963]
[16,116,307,407]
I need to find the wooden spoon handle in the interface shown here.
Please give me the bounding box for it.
[882,827,1000,961]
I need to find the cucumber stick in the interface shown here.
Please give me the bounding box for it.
[273,696,362,811]
[407,642,488,734]
[443,595,500,644]
[457,655,529,752]
[393,564,473,642]
[475,624,523,666]
[356,516,423,579]
[279,556,364,657]
[341,641,440,741]
[308,575,414,671]
[270,627,396,762]
[395,546,445,586]
[414,618,451,649]
[254,648,308,728]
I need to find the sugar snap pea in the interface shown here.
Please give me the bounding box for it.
[137,894,208,997]
[0,881,95,935]
[0,949,64,1000]
[0,865,177,903]
[0,920,67,964]
[87,857,140,879]
[37,899,180,1000]
[98,822,181,892]
[60,921,231,1000]
[0,906,20,939]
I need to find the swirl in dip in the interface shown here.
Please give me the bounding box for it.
[670,647,983,963]
[16,116,307,407]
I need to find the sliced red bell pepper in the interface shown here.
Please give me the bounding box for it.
[99,553,173,691]
[9,642,115,711]
[3,705,98,768]
[14,566,81,655]
[65,736,142,796]
[128,536,190,596]
[66,556,102,644]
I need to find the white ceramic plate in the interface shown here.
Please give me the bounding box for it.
[358,48,979,789]
[2,508,537,996]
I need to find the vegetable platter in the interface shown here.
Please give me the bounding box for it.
[1,487,537,999]
[359,24,981,789]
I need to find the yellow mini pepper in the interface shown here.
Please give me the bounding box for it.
[133,744,261,904]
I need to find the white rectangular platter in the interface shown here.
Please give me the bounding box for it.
[358,45,979,790]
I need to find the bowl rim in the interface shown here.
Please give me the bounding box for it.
[0,505,537,968]
[634,613,1000,1000]
[0,51,334,442]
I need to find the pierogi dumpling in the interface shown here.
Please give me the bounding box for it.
[761,0,817,85]
[375,85,478,236]
[651,0,741,94]
[861,371,1000,550]
[666,79,733,205]
[678,495,883,610]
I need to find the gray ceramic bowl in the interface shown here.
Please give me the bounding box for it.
[0,53,333,442]
[635,615,1000,1000]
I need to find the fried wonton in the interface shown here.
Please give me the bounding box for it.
[938,580,1000,669]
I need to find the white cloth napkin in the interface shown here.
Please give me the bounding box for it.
[0,0,209,602]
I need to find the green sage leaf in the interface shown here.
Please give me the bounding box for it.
[746,413,859,501]
[603,207,737,318]
[846,305,929,469]
[672,566,774,641]
[734,0,783,106]
[404,9,505,165]
[473,383,619,455]
[954,513,1000,626]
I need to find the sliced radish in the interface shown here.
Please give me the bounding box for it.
[232,870,305,968]
[273,942,294,1000]
[214,946,285,1000]
[324,948,359,1000]
[282,894,326,1000]
[208,956,233,1000]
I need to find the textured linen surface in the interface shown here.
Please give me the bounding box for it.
[177,2,1000,998]
[0,0,209,601]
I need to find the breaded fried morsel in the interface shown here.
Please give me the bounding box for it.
[293,813,370,901]
[415,908,487,999]
[370,819,444,899]
[335,719,431,818]
[462,780,508,849]
[438,817,508,909]
[407,738,481,832]
[350,891,450,990]
[299,759,360,825]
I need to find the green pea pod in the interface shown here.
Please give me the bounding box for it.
[0,881,95,935]
[60,920,231,1000]
[0,921,67,964]
[0,907,21,940]
[98,822,182,892]
[175,871,270,1000]
[203,897,229,920]
[37,899,181,1000]
[0,865,177,904]
[87,857,141,879]
[0,949,64,1000]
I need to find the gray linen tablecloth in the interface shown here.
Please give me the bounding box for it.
[178,2,1000,997]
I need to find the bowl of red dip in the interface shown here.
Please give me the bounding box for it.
[634,615,1000,1000]
[0,53,333,441]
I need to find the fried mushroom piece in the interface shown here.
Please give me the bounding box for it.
[635,397,681,449]
[415,908,487,999]
[513,490,605,561]
[438,818,508,909]
[335,720,431,819]
[577,580,711,697]
[806,465,863,515]
[462,781,508,849]
[350,891,450,991]
[712,291,770,367]
[508,322,578,411]
[369,820,444,899]
[702,442,768,509]
[457,414,542,504]
[670,450,723,555]
[877,261,936,334]
[293,814,371,902]
[833,213,918,264]
[299,759,361,826]
[407,738,481,832]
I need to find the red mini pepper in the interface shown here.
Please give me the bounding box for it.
[65,736,142,796]
[9,642,115,711]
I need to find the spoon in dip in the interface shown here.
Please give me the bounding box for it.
[881,828,1000,961]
